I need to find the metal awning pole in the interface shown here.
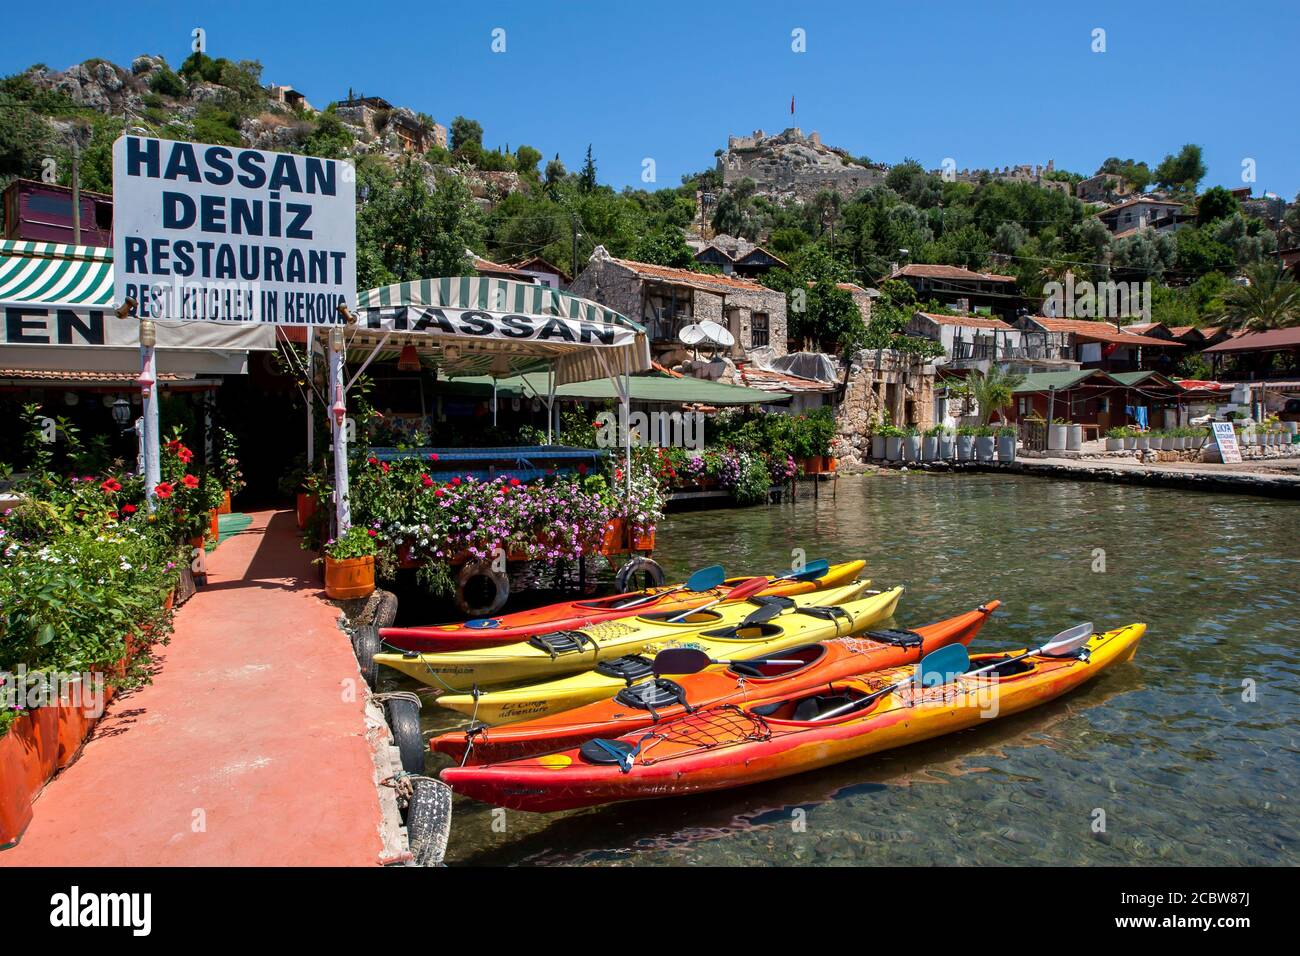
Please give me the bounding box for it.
[329,326,351,534]
[139,318,161,510]
[306,327,315,467]
[492,379,498,426]
[546,366,556,444]
[623,350,631,500]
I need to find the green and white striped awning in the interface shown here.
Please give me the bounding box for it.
[358,276,643,333]
[0,240,114,305]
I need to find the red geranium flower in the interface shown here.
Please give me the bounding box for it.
[381,463,390,473]
[509,477,521,488]
[100,478,122,494]
[428,453,439,461]
[366,529,377,537]
[434,488,445,498]
[451,477,462,486]
[122,504,137,514]
[577,463,588,475]
[182,474,200,489]
[155,482,174,499]
[367,457,378,465]
[421,474,433,488]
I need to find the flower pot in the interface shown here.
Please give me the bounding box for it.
[296,492,317,530]
[631,528,655,551]
[997,435,1017,462]
[921,436,938,461]
[1066,425,1083,451]
[956,435,975,461]
[1135,436,1149,451]
[0,718,37,847]
[1047,424,1067,451]
[885,437,903,461]
[324,554,375,600]
[826,456,837,472]
[870,436,886,460]
[1105,437,1123,451]
[600,518,626,554]
[903,436,922,461]
[1285,422,1298,436]
[217,489,232,515]
[1149,437,1163,451]
[975,436,996,462]
[208,509,220,542]
[1123,436,1136,450]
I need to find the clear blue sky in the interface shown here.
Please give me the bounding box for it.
[5,0,1298,198]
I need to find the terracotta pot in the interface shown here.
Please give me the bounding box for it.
[631,528,655,551]
[826,456,837,472]
[296,492,317,530]
[324,554,375,600]
[217,489,232,515]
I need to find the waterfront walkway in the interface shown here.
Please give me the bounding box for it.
[1,510,386,866]
[1010,456,1300,497]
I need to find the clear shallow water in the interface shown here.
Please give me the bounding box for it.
[393,473,1299,866]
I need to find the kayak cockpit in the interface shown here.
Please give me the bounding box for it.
[755,685,879,723]
[728,643,826,679]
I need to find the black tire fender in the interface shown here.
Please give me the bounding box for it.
[406,778,454,867]
[384,696,426,775]
[615,556,666,593]
[455,560,510,617]
[354,625,380,690]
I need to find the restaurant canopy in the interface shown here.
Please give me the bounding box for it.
[0,240,274,375]
[349,277,651,384]
[449,371,790,405]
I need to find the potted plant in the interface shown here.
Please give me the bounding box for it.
[903,425,922,462]
[974,426,996,462]
[1104,426,1126,452]
[322,525,377,600]
[997,425,1017,462]
[1048,419,1068,451]
[870,429,887,460]
[1066,422,1083,451]
[1134,432,1150,452]
[880,424,905,461]
[922,425,942,461]
[938,426,956,460]
[956,425,976,461]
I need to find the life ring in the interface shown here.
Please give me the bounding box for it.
[615,556,666,593]
[455,560,510,617]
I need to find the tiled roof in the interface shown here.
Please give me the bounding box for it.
[890,263,1017,283]
[1097,196,1187,217]
[1028,316,1184,347]
[1203,327,1300,354]
[472,255,533,279]
[1123,322,1164,334]
[612,257,775,294]
[914,311,1013,330]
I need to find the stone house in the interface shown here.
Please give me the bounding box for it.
[570,247,788,363]
[692,235,788,279]
[905,311,1021,370]
[833,349,936,466]
[1094,197,1188,237]
[889,263,1021,321]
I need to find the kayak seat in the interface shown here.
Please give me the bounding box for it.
[528,630,595,658]
[864,628,924,649]
[595,655,655,684]
[792,694,859,722]
[970,656,1035,678]
[748,595,795,611]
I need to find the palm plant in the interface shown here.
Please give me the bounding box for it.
[970,366,1025,424]
[1214,264,1300,332]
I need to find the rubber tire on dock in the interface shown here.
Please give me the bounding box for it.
[372,590,398,629]
[455,560,510,618]
[406,778,453,867]
[354,626,380,689]
[615,556,666,593]
[384,696,425,775]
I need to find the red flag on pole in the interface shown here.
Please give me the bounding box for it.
[790,96,795,115]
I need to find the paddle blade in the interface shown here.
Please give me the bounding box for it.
[784,559,830,582]
[723,576,770,603]
[1040,622,1094,657]
[915,644,970,688]
[685,564,726,592]
[652,647,712,677]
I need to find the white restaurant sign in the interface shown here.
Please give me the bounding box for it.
[1210,421,1242,464]
[112,135,355,326]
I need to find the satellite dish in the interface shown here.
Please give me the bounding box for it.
[679,323,707,345]
[697,320,735,348]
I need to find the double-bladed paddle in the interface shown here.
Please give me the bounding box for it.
[665,575,769,623]
[613,564,726,610]
[957,621,1094,681]
[651,646,804,677]
[811,643,971,722]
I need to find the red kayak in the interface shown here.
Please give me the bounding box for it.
[377,560,866,654]
[431,600,1000,764]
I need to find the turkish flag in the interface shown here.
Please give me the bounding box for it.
[791,96,795,115]
[1102,342,1120,357]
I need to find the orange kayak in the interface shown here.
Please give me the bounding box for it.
[441,622,1144,812]
[379,560,865,653]
[432,601,999,764]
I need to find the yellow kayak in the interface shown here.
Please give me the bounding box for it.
[436,585,904,724]
[374,581,873,692]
